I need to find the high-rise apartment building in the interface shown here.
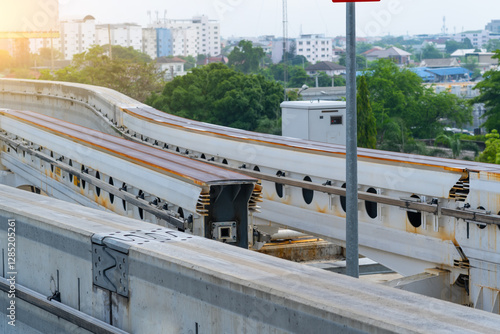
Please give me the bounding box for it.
[60,15,96,60]
[168,16,220,57]
[96,23,142,52]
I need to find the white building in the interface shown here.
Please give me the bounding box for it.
[271,38,293,64]
[296,34,333,64]
[29,37,61,57]
[451,30,500,48]
[167,16,220,57]
[142,28,157,60]
[60,15,96,60]
[96,23,142,52]
[156,56,186,80]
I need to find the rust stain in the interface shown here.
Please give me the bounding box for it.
[315,203,328,214]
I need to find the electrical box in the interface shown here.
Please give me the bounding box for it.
[281,100,347,145]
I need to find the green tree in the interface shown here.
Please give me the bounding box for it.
[356,42,373,55]
[339,54,367,70]
[476,130,500,164]
[471,50,500,131]
[39,45,163,102]
[445,40,464,54]
[357,76,376,148]
[228,40,265,74]
[463,37,474,49]
[434,133,462,159]
[485,39,500,52]
[146,63,283,132]
[107,45,152,63]
[422,44,443,59]
[365,59,472,141]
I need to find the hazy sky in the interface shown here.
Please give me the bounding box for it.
[59,0,499,38]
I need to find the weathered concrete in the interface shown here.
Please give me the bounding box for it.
[0,185,500,333]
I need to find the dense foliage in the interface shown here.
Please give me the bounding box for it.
[147,63,283,133]
[476,130,500,164]
[471,50,500,132]
[228,40,265,74]
[357,76,377,149]
[39,45,163,102]
[364,59,472,145]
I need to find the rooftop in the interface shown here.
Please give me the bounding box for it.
[156,57,186,64]
[305,61,346,72]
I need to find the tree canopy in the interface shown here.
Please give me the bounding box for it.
[364,59,472,142]
[472,50,500,132]
[228,40,265,74]
[39,45,163,102]
[146,63,283,133]
[476,130,500,164]
[357,76,376,149]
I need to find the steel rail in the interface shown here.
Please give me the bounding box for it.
[0,133,185,229]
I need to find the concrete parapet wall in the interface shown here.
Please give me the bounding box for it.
[0,185,499,333]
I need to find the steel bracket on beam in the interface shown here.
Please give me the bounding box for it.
[92,244,129,297]
[92,228,191,296]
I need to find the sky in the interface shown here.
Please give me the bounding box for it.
[57,0,499,38]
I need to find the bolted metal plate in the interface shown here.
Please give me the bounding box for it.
[92,244,129,297]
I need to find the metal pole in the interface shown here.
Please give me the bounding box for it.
[346,2,359,278]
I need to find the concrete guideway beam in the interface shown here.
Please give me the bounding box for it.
[1,79,500,313]
[1,185,500,333]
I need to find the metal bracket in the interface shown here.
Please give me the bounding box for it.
[92,228,192,297]
[92,244,129,297]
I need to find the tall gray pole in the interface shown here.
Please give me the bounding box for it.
[345,3,359,278]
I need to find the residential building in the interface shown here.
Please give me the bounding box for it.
[420,58,459,68]
[167,16,220,57]
[486,20,500,34]
[296,34,332,63]
[451,30,500,48]
[156,56,186,80]
[271,37,293,64]
[142,27,158,59]
[60,15,96,60]
[96,23,142,52]
[29,37,61,57]
[364,46,411,65]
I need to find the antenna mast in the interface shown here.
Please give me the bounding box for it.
[283,0,288,101]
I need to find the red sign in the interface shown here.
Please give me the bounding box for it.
[332,1,380,2]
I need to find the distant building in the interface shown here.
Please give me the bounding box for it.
[420,58,459,68]
[296,34,333,63]
[156,56,186,80]
[96,23,142,52]
[364,46,411,65]
[60,15,96,60]
[465,52,499,72]
[271,37,293,64]
[450,49,476,57]
[451,30,500,48]
[168,16,220,57]
[305,61,346,77]
[142,28,158,59]
[486,20,500,34]
[196,55,228,66]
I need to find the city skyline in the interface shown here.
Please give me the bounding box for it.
[59,0,500,38]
